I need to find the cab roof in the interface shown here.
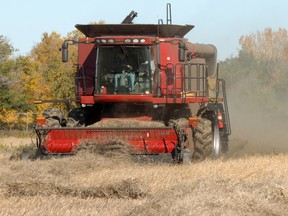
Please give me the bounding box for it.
[75,24,194,38]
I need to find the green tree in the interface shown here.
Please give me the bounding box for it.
[0,37,35,128]
[0,35,14,64]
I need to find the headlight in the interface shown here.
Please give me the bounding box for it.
[133,39,139,43]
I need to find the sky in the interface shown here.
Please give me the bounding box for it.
[1,0,288,60]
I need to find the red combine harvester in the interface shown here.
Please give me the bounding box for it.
[35,7,231,162]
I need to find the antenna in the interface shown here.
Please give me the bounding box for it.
[166,3,172,24]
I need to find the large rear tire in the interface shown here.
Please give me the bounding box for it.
[193,116,212,160]
[192,115,221,160]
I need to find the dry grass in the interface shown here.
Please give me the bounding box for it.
[0,135,36,161]
[89,119,165,128]
[75,139,135,157]
[0,135,288,215]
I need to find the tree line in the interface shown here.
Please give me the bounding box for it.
[220,28,288,118]
[0,30,80,129]
[1,27,288,129]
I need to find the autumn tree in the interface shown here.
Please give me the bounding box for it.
[31,32,76,102]
[239,28,288,61]
[0,35,17,127]
[28,20,105,106]
[1,20,105,129]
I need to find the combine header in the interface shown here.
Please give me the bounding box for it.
[35,4,231,162]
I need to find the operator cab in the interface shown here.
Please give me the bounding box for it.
[61,23,194,99]
[96,45,156,95]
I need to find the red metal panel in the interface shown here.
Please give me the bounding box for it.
[93,94,153,103]
[159,40,181,96]
[92,95,209,104]
[78,41,96,96]
[78,39,95,65]
[81,96,95,104]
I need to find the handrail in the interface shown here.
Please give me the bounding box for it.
[163,62,208,102]
[75,64,86,100]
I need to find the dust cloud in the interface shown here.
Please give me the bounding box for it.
[227,93,288,157]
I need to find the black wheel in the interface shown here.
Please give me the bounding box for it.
[192,115,221,160]
[193,116,212,160]
[192,116,221,160]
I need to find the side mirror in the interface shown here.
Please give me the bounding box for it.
[178,42,186,62]
[62,42,69,62]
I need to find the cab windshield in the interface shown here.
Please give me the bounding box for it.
[96,45,155,94]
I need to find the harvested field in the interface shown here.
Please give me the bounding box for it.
[1,131,288,215]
